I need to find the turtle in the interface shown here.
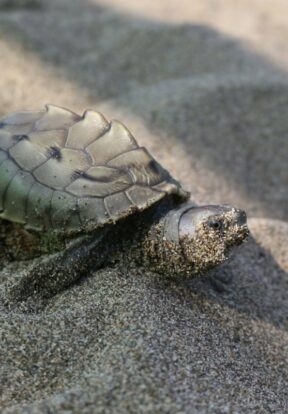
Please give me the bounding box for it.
[0,104,249,301]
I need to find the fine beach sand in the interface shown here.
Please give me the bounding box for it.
[0,0,287,412]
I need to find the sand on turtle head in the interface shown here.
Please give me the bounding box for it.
[182,210,249,275]
[131,209,249,278]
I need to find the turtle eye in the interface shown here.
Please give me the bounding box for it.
[208,219,222,231]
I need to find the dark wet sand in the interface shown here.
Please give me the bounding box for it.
[0,1,287,412]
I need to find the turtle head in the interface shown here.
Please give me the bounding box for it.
[178,205,249,272]
[163,204,249,275]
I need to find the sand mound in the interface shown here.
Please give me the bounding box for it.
[2,220,287,413]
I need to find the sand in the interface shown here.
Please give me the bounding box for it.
[0,0,287,412]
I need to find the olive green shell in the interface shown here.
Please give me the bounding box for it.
[0,105,188,234]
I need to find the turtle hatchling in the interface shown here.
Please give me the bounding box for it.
[0,105,249,300]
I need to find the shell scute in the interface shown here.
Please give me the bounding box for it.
[33,147,90,190]
[86,120,137,165]
[50,191,78,230]
[34,105,79,131]
[65,210,82,231]
[108,147,167,186]
[1,171,35,223]
[9,129,67,171]
[1,110,44,126]
[66,110,109,149]
[66,167,132,197]
[25,182,54,230]
[104,192,134,220]
[0,158,20,212]
[0,130,17,150]
[0,149,8,164]
[0,123,32,136]
[126,185,163,209]
[77,197,107,228]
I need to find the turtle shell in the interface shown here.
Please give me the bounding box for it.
[0,105,189,234]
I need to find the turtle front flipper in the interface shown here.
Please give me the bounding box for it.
[4,232,109,303]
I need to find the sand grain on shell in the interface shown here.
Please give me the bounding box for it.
[0,0,288,413]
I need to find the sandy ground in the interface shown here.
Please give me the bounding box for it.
[0,0,287,412]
